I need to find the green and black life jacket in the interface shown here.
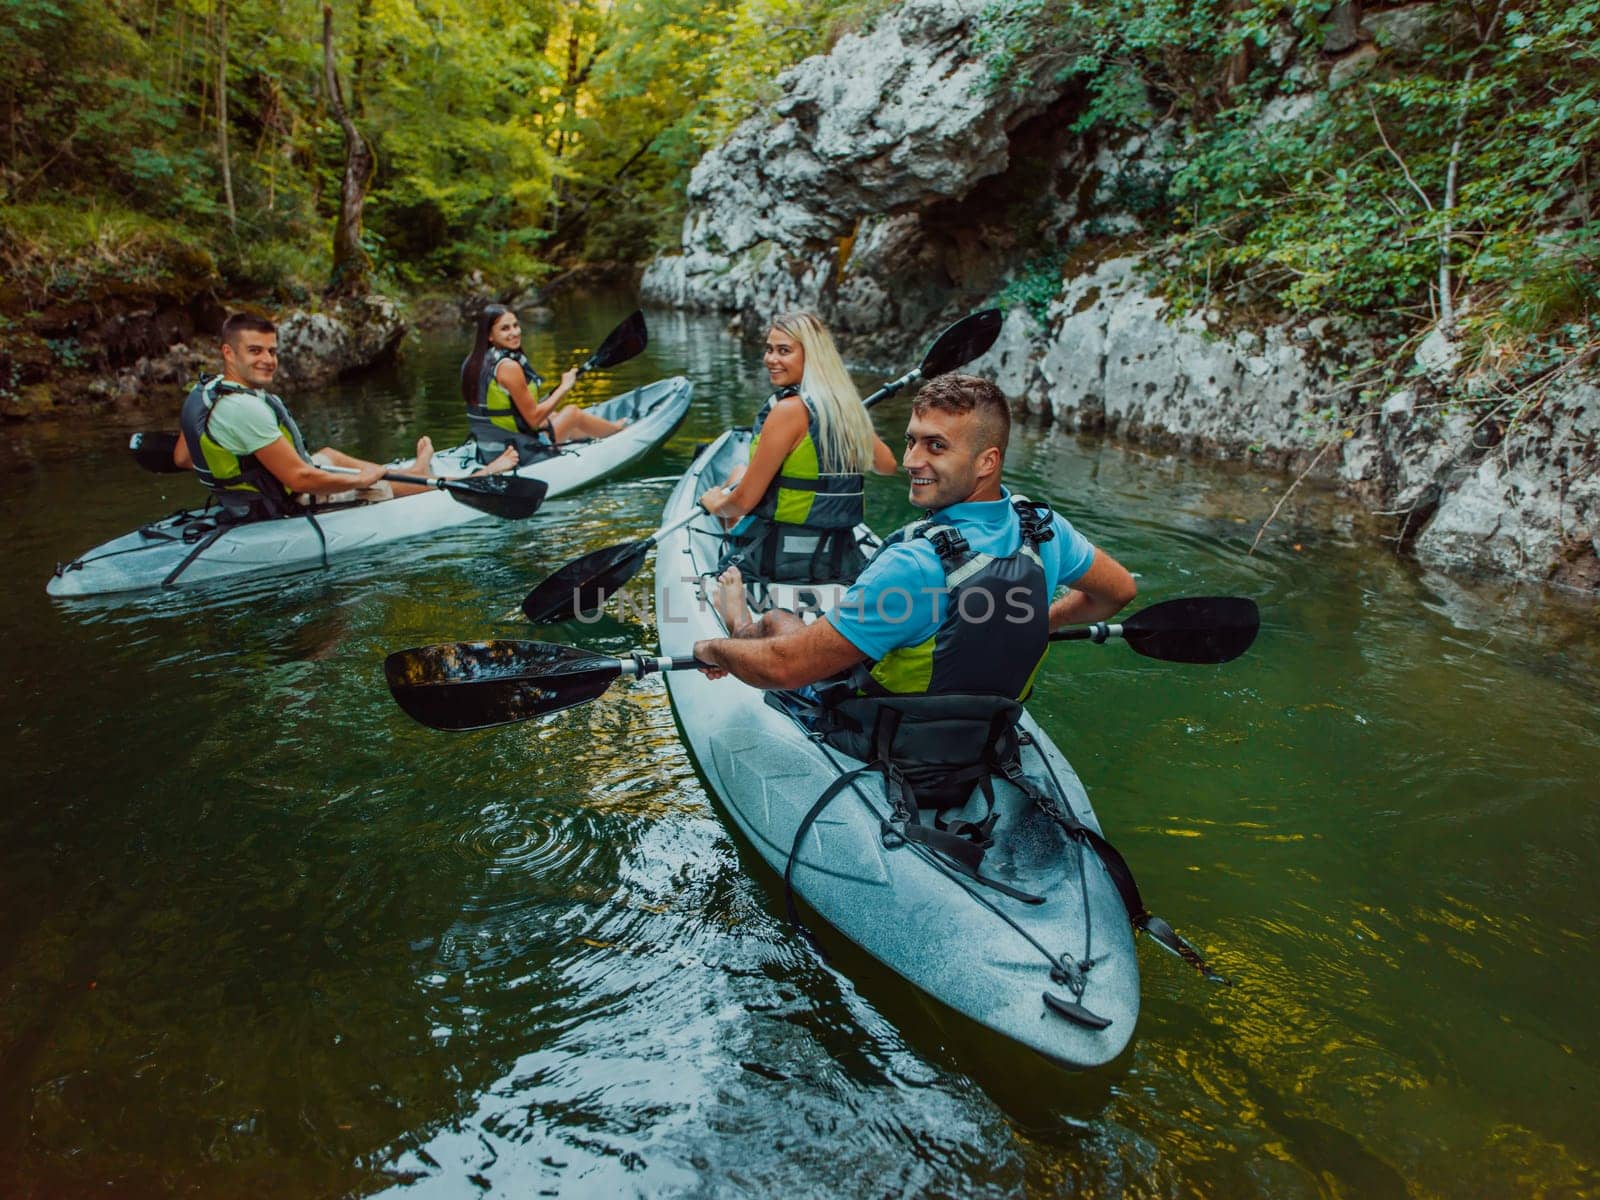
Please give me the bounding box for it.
[749,386,865,529]
[179,375,311,518]
[734,387,868,583]
[850,496,1057,700]
[464,347,553,460]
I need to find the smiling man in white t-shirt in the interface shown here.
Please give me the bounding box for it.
[175,313,515,512]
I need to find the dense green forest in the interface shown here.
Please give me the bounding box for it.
[0,0,885,309]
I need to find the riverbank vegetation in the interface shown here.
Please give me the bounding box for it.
[981,0,1598,413]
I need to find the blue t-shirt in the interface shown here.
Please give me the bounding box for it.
[827,488,1096,661]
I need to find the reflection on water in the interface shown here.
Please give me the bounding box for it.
[0,296,1596,1197]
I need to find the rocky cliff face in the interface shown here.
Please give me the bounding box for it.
[643,0,1107,354]
[970,258,1600,589]
[643,0,1597,592]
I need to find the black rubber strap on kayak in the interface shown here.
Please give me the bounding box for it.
[893,820,1044,905]
[1025,770,1230,986]
[161,523,231,588]
[304,509,329,571]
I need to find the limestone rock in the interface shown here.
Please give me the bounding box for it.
[1322,1,1363,53]
[274,294,407,390]
[967,307,1048,410]
[1413,384,1600,589]
[1415,325,1461,384]
[643,0,1068,325]
[1035,257,1346,464]
[1328,43,1381,89]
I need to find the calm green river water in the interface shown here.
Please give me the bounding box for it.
[2,297,1597,1197]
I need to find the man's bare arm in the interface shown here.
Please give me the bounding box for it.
[693,615,866,691]
[255,437,384,493]
[1047,547,1137,629]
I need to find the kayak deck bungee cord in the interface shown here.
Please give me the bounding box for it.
[47,376,692,598]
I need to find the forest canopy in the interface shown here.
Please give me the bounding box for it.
[0,0,888,305]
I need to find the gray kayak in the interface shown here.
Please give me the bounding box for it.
[48,376,692,598]
[653,429,1140,1068]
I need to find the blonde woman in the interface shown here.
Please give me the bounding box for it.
[701,311,897,581]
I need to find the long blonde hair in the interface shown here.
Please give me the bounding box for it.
[769,311,876,473]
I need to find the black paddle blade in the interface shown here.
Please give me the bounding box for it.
[581,310,648,373]
[1122,596,1260,664]
[919,308,1003,380]
[385,640,623,730]
[437,473,550,520]
[522,539,650,623]
[130,431,186,474]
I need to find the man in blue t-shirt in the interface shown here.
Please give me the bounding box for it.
[694,373,1136,692]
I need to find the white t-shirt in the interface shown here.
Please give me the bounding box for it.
[204,390,285,455]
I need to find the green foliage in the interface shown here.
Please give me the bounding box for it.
[0,201,217,303]
[996,253,1071,323]
[45,337,87,369]
[977,0,1600,382]
[0,0,891,306]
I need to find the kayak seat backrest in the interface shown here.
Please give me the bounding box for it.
[722,522,868,586]
[820,693,1026,812]
[467,412,558,465]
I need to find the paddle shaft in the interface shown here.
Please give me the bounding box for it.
[1050,622,1123,644]
[643,486,733,545]
[324,464,465,491]
[858,308,1000,408]
[860,366,921,410]
[621,653,709,678]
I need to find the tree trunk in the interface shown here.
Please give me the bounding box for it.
[1437,0,1508,335]
[323,3,375,297]
[216,0,236,232]
[353,0,373,118]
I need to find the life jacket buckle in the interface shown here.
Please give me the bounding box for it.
[879,820,907,849]
[925,528,969,560]
[1013,499,1057,545]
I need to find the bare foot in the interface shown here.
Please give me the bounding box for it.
[474,446,519,476]
[712,565,754,635]
[412,435,435,475]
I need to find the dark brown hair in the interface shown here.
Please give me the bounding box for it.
[911,373,1010,456]
[460,304,511,407]
[221,312,276,345]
